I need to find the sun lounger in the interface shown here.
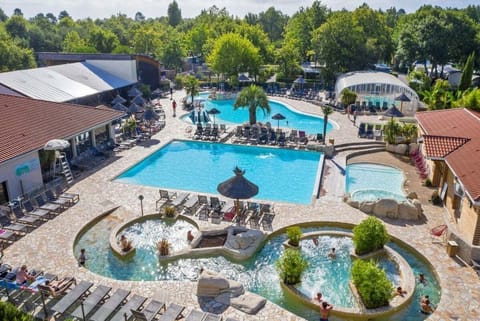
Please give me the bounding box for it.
[169,192,189,208]
[0,229,17,243]
[89,288,130,321]
[11,206,43,226]
[37,276,75,298]
[45,189,72,208]
[131,299,165,321]
[51,280,93,316]
[185,309,206,321]
[54,185,80,203]
[203,312,222,321]
[0,214,29,233]
[224,318,239,321]
[109,294,147,321]
[71,284,111,319]
[22,200,52,219]
[158,303,185,321]
[34,195,62,214]
[472,259,480,270]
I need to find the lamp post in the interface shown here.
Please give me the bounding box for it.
[138,195,144,216]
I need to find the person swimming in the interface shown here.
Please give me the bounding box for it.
[328,248,336,259]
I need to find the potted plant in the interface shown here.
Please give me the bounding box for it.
[352,217,389,256]
[164,206,176,218]
[276,248,309,284]
[157,239,170,256]
[286,226,302,247]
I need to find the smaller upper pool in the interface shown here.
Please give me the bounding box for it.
[189,94,334,135]
[346,163,405,202]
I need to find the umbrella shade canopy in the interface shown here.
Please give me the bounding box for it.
[394,93,411,102]
[266,74,277,84]
[131,95,147,106]
[44,139,70,150]
[208,108,221,125]
[272,113,286,121]
[217,167,259,200]
[112,102,128,112]
[128,102,143,114]
[152,88,163,96]
[238,74,252,82]
[142,108,159,121]
[127,87,142,97]
[294,76,305,84]
[111,94,126,104]
[384,105,404,118]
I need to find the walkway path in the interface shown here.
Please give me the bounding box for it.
[3,91,479,320]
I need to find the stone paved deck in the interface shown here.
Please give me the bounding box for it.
[3,92,480,321]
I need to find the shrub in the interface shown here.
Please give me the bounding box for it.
[424,178,432,187]
[276,248,309,284]
[0,301,33,321]
[164,206,176,218]
[352,217,389,255]
[351,259,393,308]
[157,239,170,256]
[431,191,443,206]
[286,226,302,246]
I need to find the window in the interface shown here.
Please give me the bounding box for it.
[0,181,9,205]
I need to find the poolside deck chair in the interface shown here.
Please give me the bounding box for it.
[156,190,176,210]
[277,132,286,147]
[131,299,165,321]
[90,288,130,321]
[366,124,374,139]
[71,284,111,319]
[109,294,147,321]
[22,200,52,220]
[0,229,17,243]
[203,312,222,321]
[357,123,367,138]
[184,309,206,321]
[38,276,75,298]
[158,303,185,321]
[0,214,29,234]
[51,280,93,316]
[298,131,308,145]
[261,213,275,231]
[11,206,43,226]
[54,185,80,203]
[45,189,72,208]
[169,192,189,208]
[34,195,62,214]
[430,224,448,244]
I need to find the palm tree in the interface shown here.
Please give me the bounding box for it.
[184,75,199,108]
[321,106,333,144]
[234,85,270,125]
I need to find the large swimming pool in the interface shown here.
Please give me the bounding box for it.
[115,140,323,204]
[346,163,406,202]
[189,94,334,135]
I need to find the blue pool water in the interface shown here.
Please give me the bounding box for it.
[115,140,322,204]
[75,219,440,321]
[189,95,334,135]
[346,163,405,202]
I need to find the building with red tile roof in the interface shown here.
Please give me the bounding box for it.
[416,108,480,247]
[0,94,124,204]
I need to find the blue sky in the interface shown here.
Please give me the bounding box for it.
[1,0,477,19]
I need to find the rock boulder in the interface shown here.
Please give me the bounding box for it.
[373,199,398,218]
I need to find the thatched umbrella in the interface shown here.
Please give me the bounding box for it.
[217,167,259,218]
[394,93,411,113]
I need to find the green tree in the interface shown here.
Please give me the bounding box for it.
[383,118,402,144]
[286,226,302,246]
[5,15,29,40]
[167,0,182,27]
[459,52,475,91]
[340,88,357,107]
[275,41,301,79]
[321,106,333,144]
[0,29,35,71]
[89,28,119,53]
[454,88,480,111]
[63,30,96,53]
[276,248,309,284]
[421,79,453,110]
[160,35,185,70]
[184,75,199,109]
[258,7,288,43]
[207,33,260,80]
[234,85,270,125]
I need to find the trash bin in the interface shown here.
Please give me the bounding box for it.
[446,240,458,257]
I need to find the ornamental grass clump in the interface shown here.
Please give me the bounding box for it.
[286,226,302,247]
[352,217,389,255]
[0,301,33,321]
[351,259,394,308]
[276,248,309,284]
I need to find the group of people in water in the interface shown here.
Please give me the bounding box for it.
[393,273,434,314]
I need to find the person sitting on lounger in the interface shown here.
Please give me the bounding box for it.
[15,265,36,285]
[120,235,132,252]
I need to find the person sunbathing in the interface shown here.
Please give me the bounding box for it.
[120,235,132,252]
[44,278,74,296]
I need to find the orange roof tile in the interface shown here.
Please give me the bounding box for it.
[423,135,470,158]
[416,109,480,201]
[0,94,124,164]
